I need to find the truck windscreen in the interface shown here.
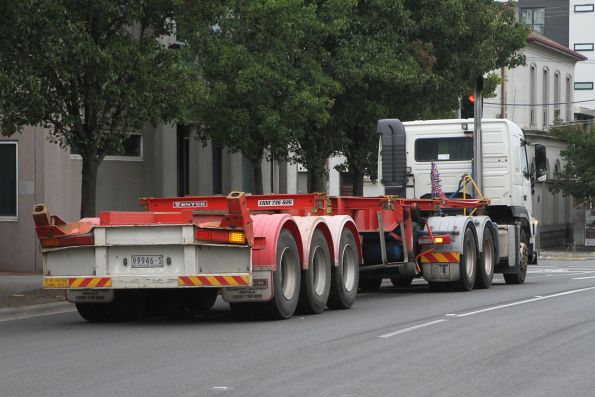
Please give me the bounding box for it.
[414,137,473,162]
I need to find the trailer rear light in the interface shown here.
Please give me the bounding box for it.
[227,231,245,244]
[196,229,246,244]
[418,235,451,245]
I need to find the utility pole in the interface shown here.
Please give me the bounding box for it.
[473,76,484,195]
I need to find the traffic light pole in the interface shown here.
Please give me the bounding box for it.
[473,77,483,196]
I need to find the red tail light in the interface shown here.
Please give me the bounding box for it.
[418,235,451,246]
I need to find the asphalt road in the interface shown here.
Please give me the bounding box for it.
[2,258,595,397]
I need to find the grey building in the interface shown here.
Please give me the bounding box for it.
[518,0,569,46]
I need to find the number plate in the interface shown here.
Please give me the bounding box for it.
[131,255,164,268]
[43,277,69,288]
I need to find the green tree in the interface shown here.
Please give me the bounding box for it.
[0,0,204,217]
[181,0,338,194]
[549,125,595,204]
[323,0,528,195]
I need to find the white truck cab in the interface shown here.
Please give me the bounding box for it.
[378,118,547,284]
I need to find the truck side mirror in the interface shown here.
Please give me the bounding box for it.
[535,144,547,182]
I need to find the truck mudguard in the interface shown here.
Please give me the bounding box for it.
[292,217,333,270]
[322,215,362,267]
[251,214,303,270]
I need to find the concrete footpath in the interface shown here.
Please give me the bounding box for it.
[0,247,593,321]
[0,273,74,321]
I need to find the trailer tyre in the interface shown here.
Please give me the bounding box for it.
[391,277,414,287]
[453,224,478,291]
[358,275,382,292]
[327,228,359,310]
[75,302,114,322]
[265,228,301,319]
[475,225,495,289]
[504,229,529,285]
[297,229,331,314]
[184,288,219,312]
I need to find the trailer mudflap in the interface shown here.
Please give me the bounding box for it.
[222,270,273,303]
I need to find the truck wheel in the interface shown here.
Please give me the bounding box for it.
[184,288,219,312]
[391,277,413,287]
[475,226,495,289]
[75,302,114,322]
[297,229,331,314]
[358,275,382,292]
[453,224,477,291]
[327,228,359,309]
[504,229,529,285]
[264,228,301,319]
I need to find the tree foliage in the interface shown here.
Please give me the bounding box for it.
[334,0,529,194]
[0,0,204,216]
[179,0,338,194]
[549,125,595,204]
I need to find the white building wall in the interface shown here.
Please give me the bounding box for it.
[569,0,595,115]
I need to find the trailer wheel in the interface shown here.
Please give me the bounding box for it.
[112,290,146,321]
[297,229,331,314]
[358,275,382,292]
[75,302,114,322]
[184,288,219,312]
[504,229,529,285]
[265,228,301,319]
[475,225,495,289]
[327,228,359,309]
[391,277,413,287]
[453,224,477,291]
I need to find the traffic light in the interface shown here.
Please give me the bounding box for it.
[461,94,475,119]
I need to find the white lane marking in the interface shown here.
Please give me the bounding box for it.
[572,276,595,280]
[378,319,447,338]
[455,286,595,318]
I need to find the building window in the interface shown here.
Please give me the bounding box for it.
[575,4,594,12]
[543,68,549,128]
[530,64,537,127]
[566,76,573,121]
[574,43,594,51]
[71,134,143,161]
[554,72,561,122]
[575,82,594,90]
[521,7,545,34]
[0,142,18,220]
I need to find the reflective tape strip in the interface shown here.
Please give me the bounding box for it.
[68,277,112,288]
[178,275,250,287]
[420,252,460,264]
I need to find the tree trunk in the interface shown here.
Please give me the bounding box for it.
[251,160,263,195]
[352,167,364,196]
[80,155,100,218]
[308,170,327,193]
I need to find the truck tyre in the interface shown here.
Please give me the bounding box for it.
[358,275,382,292]
[327,228,359,309]
[184,288,219,312]
[264,228,301,319]
[297,229,331,314]
[453,223,478,291]
[475,225,495,289]
[504,229,529,285]
[75,302,115,322]
[391,277,413,287]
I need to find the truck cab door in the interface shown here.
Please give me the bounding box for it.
[511,133,531,212]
